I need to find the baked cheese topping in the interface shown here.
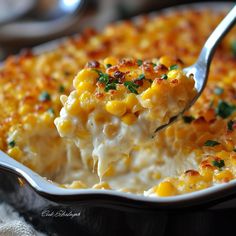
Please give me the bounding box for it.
[55,57,196,178]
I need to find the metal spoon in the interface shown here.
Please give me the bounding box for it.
[0,0,83,25]
[0,0,84,43]
[155,5,236,133]
[28,0,83,21]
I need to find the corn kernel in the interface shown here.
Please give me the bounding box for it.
[79,91,96,112]
[18,104,31,116]
[94,112,109,124]
[105,100,127,116]
[57,119,73,136]
[76,81,95,95]
[124,94,139,111]
[22,114,37,127]
[200,168,214,182]
[67,180,87,189]
[104,57,118,66]
[7,146,23,161]
[159,56,173,67]
[224,140,234,152]
[214,170,233,182]
[167,70,180,80]
[121,113,137,125]
[217,150,229,160]
[93,182,111,190]
[156,181,177,197]
[66,98,83,116]
[40,112,54,125]
[141,87,155,100]
[73,69,98,88]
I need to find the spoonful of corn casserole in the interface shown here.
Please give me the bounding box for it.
[54,56,196,178]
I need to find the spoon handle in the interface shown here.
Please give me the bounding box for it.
[198,5,236,67]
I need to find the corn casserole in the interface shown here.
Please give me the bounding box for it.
[0,8,236,197]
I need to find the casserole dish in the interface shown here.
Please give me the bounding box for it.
[0,2,236,235]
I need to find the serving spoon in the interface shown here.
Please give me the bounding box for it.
[155,5,236,133]
[0,0,83,25]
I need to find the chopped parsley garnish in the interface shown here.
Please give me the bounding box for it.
[169,64,178,70]
[227,120,234,131]
[231,40,236,56]
[39,92,51,102]
[106,64,112,68]
[137,59,143,66]
[152,63,157,67]
[161,74,168,80]
[204,140,220,147]
[8,140,15,148]
[135,74,152,84]
[59,85,65,93]
[182,115,195,123]
[137,74,145,80]
[98,73,110,84]
[94,69,118,92]
[104,83,117,92]
[212,159,225,169]
[215,100,236,118]
[214,87,224,95]
[124,81,139,94]
[48,108,55,115]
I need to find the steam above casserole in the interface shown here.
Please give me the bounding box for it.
[0,8,236,197]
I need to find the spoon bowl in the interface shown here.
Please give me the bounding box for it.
[30,0,83,21]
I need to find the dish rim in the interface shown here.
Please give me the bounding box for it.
[0,1,235,208]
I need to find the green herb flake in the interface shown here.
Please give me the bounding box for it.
[104,83,117,92]
[39,92,51,102]
[161,74,168,80]
[136,74,152,83]
[204,140,220,147]
[137,74,145,80]
[106,64,112,68]
[214,87,224,95]
[182,115,195,123]
[48,108,55,116]
[59,85,65,93]
[152,63,157,67]
[227,120,234,131]
[231,40,236,56]
[169,64,178,70]
[215,100,236,119]
[8,140,15,148]
[124,81,139,94]
[98,73,110,85]
[233,148,236,152]
[137,59,143,66]
[212,159,225,169]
